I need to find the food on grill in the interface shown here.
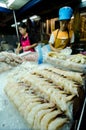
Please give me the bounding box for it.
[4,63,85,130]
[48,117,68,130]
[46,52,86,73]
[0,51,23,73]
[67,54,86,64]
[48,51,67,60]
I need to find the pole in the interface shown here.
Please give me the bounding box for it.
[13,10,20,42]
[76,97,86,130]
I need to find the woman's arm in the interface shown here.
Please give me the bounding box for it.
[30,43,37,48]
[70,31,75,43]
[69,31,75,48]
[49,43,62,52]
[23,43,37,51]
[49,43,57,51]
[49,33,56,51]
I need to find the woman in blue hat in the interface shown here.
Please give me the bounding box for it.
[49,6,74,52]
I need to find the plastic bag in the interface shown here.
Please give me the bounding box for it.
[35,44,51,64]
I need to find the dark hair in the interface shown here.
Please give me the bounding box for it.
[18,22,28,32]
[27,18,33,28]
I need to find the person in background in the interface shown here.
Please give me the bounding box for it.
[49,6,74,52]
[16,22,37,54]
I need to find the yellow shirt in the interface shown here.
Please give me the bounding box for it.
[52,29,74,49]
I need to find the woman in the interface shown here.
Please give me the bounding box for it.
[49,6,74,52]
[16,22,37,54]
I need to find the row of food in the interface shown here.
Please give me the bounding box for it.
[46,52,86,73]
[4,63,85,130]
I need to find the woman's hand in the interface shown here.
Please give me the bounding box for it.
[15,48,19,54]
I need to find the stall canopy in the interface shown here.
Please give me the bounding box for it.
[0,0,42,34]
[0,0,85,29]
[0,0,32,10]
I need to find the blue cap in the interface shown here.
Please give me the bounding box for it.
[59,6,73,20]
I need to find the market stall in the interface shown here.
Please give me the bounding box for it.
[0,1,86,130]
